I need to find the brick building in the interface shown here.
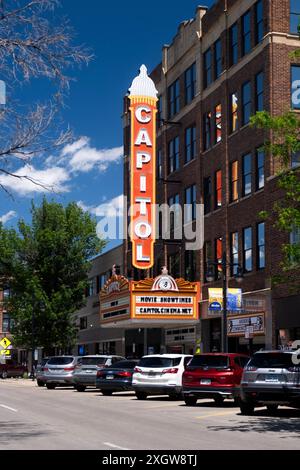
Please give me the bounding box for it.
[122,0,300,353]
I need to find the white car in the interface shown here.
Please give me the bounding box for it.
[132,354,192,400]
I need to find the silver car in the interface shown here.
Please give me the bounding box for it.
[43,356,80,389]
[73,355,125,392]
[240,350,300,415]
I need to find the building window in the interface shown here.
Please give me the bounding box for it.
[242,10,251,56]
[203,176,212,215]
[215,170,222,209]
[230,92,238,133]
[2,313,11,333]
[168,193,180,236]
[80,317,87,330]
[203,111,212,151]
[214,38,222,79]
[215,104,222,143]
[168,136,179,174]
[185,63,196,105]
[168,79,180,118]
[242,153,252,196]
[185,185,197,222]
[292,150,300,168]
[185,126,196,163]
[257,222,265,269]
[169,252,180,279]
[185,250,196,282]
[290,226,300,263]
[291,65,300,110]
[215,237,223,280]
[204,240,212,280]
[256,148,265,189]
[255,71,264,112]
[255,0,264,45]
[203,48,212,89]
[243,227,253,272]
[230,160,239,202]
[229,23,238,66]
[290,0,300,34]
[231,232,239,276]
[242,81,252,126]
[157,149,163,179]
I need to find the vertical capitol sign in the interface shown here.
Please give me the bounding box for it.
[128,65,158,270]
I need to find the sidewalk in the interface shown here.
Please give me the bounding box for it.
[0,378,37,386]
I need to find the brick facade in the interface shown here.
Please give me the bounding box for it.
[123,0,300,352]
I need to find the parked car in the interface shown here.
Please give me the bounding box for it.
[35,357,51,387]
[96,359,140,395]
[73,355,125,392]
[132,354,192,400]
[240,350,300,415]
[182,353,250,406]
[43,356,80,389]
[0,360,27,379]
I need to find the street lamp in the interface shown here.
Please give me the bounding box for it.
[206,252,244,353]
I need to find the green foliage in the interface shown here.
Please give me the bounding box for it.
[0,198,105,352]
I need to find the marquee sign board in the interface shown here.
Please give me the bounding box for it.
[99,269,200,325]
[128,65,158,270]
[227,314,265,337]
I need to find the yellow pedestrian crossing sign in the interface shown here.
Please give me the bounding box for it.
[0,350,10,356]
[0,337,11,349]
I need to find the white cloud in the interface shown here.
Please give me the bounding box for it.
[78,194,124,218]
[0,166,70,196]
[0,210,17,224]
[61,137,123,173]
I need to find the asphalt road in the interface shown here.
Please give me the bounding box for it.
[0,379,299,450]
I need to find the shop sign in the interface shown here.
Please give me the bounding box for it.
[227,314,265,337]
[128,65,158,270]
[208,288,242,312]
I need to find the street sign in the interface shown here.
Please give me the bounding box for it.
[0,337,11,349]
[0,350,11,356]
[245,326,254,339]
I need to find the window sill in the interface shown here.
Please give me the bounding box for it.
[183,158,197,168]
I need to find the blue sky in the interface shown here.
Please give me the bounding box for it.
[0,0,214,251]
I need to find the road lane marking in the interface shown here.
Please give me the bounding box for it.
[103,442,130,450]
[195,410,238,419]
[0,404,18,413]
[143,402,184,410]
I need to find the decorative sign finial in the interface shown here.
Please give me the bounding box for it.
[161,266,168,275]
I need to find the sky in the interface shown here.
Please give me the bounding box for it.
[0,0,214,252]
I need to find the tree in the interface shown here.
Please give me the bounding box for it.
[0,0,91,193]
[0,198,105,352]
[251,111,300,286]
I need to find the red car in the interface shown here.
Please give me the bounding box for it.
[182,353,249,406]
[0,360,27,379]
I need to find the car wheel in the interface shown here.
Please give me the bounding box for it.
[75,385,86,393]
[214,396,225,406]
[240,402,255,415]
[102,390,113,396]
[266,404,278,413]
[184,396,197,406]
[1,371,8,379]
[46,384,56,390]
[37,380,44,387]
[136,392,147,400]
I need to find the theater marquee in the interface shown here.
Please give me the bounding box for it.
[128,65,158,270]
[100,268,200,326]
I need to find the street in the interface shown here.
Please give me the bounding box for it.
[0,380,299,450]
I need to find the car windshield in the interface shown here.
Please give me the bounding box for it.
[47,357,74,365]
[188,355,229,368]
[109,361,138,369]
[41,358,49,366]
[79,357,106,366]
[139,357,181,368]
[248,353,296,369]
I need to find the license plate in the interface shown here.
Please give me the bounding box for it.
[106,375,114,380]
[149,371,156,377]
[265,375,279,382]
[200,379,211,385]
[50,369,63,374]
[85,370,93,374]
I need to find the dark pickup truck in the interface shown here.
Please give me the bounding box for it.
[0,360,27,379]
